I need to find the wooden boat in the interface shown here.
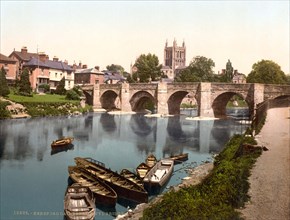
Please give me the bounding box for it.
[74,157,148,203]
[68,166,117,207]
[143,159,174,187]
[120,169,144,189]
[51,137,74,148]
[136,162,150,179]
[64,183,95,220]
[146,154,157,168]
[166,153,188,164]
[51,144,74,155]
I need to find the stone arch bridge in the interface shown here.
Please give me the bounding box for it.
[81,83,290,118]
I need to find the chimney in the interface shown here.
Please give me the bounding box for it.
[39,52,46,62]
[64,60,68,65]
[82,64,87,69]
[21,46,28,54]
[53,56,59,62]
[45,55,49,60]
[95,66,100,71]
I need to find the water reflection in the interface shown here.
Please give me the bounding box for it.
[0,111,249,220]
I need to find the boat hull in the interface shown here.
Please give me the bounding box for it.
[75,157,148,203]
[64,183,95,220]
[68,166,117,207]
[143,159,174,188]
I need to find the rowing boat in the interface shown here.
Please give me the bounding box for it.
[146,154,157,168]
[64,183,95,220]
[136,162,150,179]
[143,159,174,187]
[119,169,144,189]
[166,153,188,164]
[51,137,74,148]
[74,157,148,203]
[68,166,117,207]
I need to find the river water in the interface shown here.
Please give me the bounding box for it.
[0,109,249,220]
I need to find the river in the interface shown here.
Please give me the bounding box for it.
[0,109,249,220]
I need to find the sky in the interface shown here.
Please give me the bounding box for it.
[1,1,289,75]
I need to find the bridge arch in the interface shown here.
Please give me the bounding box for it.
[100,90,120,110]
[212,92,249,118]
[130,91,156,112]
[167,91,189,115]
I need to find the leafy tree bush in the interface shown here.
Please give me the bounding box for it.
[133,53,162,82]
[175,56,216,82]
[38,84,50,93]
[18,68,32,96]
[0,101,11,119]
[55,77,66,95]
[66,90,80,100]
[247,60,287,84]
[0,67,10,97]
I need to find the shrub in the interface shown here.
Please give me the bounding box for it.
[0,101,11,119]
[66,90,80,100]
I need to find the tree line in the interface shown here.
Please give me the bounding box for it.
[1,55,289,97]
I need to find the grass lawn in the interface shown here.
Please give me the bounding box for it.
[8,94,78,103]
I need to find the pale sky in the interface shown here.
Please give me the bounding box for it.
[1,1,289,75]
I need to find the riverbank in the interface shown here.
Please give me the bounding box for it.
[240,107,290,219]
[116,163,214,220]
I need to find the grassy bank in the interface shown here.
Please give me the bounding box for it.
[1,94,92,118]
[141,135,262,220]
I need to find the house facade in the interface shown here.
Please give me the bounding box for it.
[0,53,17,85]
[23,53,74,92]
[74,67,104,85]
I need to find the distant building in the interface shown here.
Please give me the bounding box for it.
[103,71,126,84]
[74,66,104,85]
[232,70,246,83]
[0,53,17,85]
[163,39,187,79]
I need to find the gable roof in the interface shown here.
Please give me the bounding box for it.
[0,53,17,63]
[23,57,73,71]
[75,67,104,75]
[9,50,38,62]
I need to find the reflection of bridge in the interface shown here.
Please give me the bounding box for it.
[81,83,290,117]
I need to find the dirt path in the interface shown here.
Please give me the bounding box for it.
[240,107,290,220]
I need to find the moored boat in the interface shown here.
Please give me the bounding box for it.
[68,166,117,207]
[166,153,188,164]
[74,157,148,203]
[51,137,74,148]
[120,169,144,189]
[64,183,95,220]
[143,159,174,187]
[136,162,150,179]
[146,154,157,168]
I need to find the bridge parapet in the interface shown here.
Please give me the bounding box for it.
[100,84,121,90]
[129,83,158,91]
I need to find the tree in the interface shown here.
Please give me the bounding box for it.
[18,68,32,96]
[175,56,215,82]
[247,60,287,84]
[0,67,10,97]
[225,59,234,82]
[133,53,162,82]
[106,64,125,74]
[55,77,66,95]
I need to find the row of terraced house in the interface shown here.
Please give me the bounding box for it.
[0,47,125,93]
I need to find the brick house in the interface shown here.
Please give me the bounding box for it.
[23,53,74,92]
[74,67,104,85]
[0,53,17,85]
[9,47,38,78]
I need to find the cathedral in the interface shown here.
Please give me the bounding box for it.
[162,39,187,80]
